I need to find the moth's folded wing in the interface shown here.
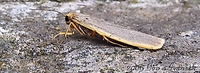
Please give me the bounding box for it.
[102,27,165,49]
[74,13,165,50]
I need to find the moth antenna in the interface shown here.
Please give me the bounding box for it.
[30,9,66,17]
[48,9,66,17]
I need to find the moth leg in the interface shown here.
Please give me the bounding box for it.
[70,22,85,35]
[67,12,84,35]
[65,22,74,37]
[90,31,96,38]
[103,36,126,47]
[52,31,73,43]
[57,24,74,43]
[53,32,73,39]
[78,25,86,35]
[51,23,74,44]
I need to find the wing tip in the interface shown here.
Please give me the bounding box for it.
[150,38,165,50]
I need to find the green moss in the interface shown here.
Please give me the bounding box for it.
[100,68,115,73]
[0,62,3,66]
[40,0,47,4]
[0,37,6,46]
[183,3,192,8]
[183,1,192,8]
[128,0,138,4]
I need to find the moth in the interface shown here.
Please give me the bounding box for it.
[53,12,165,50]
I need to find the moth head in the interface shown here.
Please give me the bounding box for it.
[65,12,74,22]
[65,15,70,22]
[65,12,74,23]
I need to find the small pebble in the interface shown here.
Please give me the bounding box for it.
[178,31,196,37]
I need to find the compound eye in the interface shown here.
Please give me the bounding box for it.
[65,16,70,22]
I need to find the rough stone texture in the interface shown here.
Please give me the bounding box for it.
[0,0,200,73]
